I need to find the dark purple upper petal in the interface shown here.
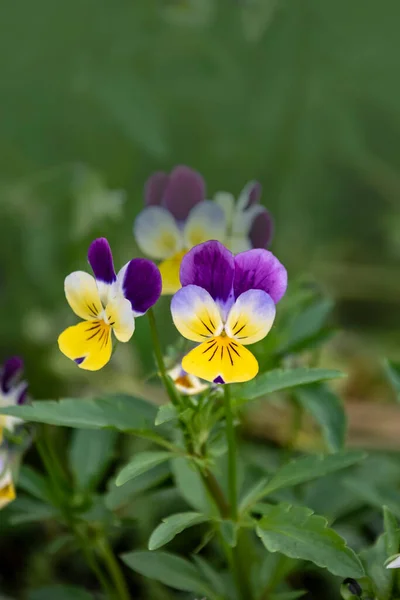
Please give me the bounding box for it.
[233,249,287,304]
[163,165,205,221]
[1,356,23,393]
[180,241,234,307]
[121,258,162,315]
[249,209,274,248]
[144,171,170,206]
[244,181,262,209]
[88,238,116,284]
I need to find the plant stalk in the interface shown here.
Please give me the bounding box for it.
[97,535,131,600]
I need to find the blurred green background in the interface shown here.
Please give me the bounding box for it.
[0,0,399,401]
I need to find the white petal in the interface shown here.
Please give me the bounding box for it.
[183,200,227,249]
[133,206,183,259]
[214,192,235,228]
[106,296,136,342]
[64,271,103,320]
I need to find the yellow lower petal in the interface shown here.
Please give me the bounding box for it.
[159,250,187,295]
[0,481,15,510]
[58,320,112,371]
[182,336,259,384]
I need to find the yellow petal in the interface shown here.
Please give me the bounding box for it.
[65,271,103,320]
[58,320,112,371]
[105,296,135,342]
[182,336,258,384]
[159,250,187,295]
[0,468,15,510]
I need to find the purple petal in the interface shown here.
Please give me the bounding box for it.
[88,238,116,284]
[249,209,274,248]
[16,382,28,405]
[214,375,225,384]
[180,241,234,307]
[233,249,287,304]
[163,165,205,221]
[121,258,162,315]
[1,356,23,393]
[144,172,170,206]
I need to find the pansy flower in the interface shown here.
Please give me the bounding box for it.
[0,357,28,442]
[168,365,209,396]
[215,181,274,253]
[58,238,161,371]
[0,447,15,509]
[171,241,287,384]
[134,166,227,295]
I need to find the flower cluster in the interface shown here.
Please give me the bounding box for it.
[171,240,287,384]
[134,165,273,294]
[58,238,161,371]
[0,357,29,509]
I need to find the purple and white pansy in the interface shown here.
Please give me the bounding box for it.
[0,357,28,440]
[58,238,162,371]
[171,240,287,384]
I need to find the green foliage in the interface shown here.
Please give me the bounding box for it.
[122,551,218,598]
[116,451,174,487]
[233,367,344,403]
[69,429,117,491]
[256,504,365,578]
[295,384,347,451]
[148,512,210,551]
[28,586,93,600]
[385,359,400,400]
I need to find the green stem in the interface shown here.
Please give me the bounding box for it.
[148,308,180,407]
[98,535,131,600]
[73,526,116,599]
[223,385,237,520]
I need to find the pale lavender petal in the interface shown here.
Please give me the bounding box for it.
[237,180,262,211]
[163,165,205,221]
[1,356,23,393]
[16,382,28,405]
[234,249,287,304]
[121,258,162,315]
[249,209,274,248]
[88,238,116,284]
[180,241,234,307]
[144,171,170,206]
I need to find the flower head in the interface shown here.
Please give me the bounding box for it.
[0,447,15,510]
[0,357,28,442]
[171,241,287,384]
[134,166,227,294]
[58,238,162,371]
[214,181,274,253]
[168,364,209,396]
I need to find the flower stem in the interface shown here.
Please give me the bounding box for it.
[223,384,237,520]
[97,534,131,600]
[147,308,180,407]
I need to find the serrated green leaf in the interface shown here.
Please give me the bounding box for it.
[361,532,394,600]
[384,507,400,557]
[105,462,171,511]
[256,503,364,578]
[233,368,344,403]
[155,403,178,426]
[243,451,365,510]
[344,479,400,519]
[384,359,400,400]
[0,394,157,431]
[116,452,173,487]
[296,384,346,451]
[69,429,117,491]
[149,512,209,550]
[121,550,215,597]
[28,585,92,600]
[171,457,213,514]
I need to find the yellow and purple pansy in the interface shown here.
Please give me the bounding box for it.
[0,357,28,442]
[58,238,162,371]
[167,364,209,396]
[214,180,274,254]
[134,166,227,295]
[0,447,15,509]
[171,240,287,384]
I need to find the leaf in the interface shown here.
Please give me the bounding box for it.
[121,550,215,597]
[344,479,400,519]
[192,555,226,597]
[384,506,400,557]
[295,384,346,451]
[243,451,365,509]
[384,359,400,400]
[28,585,93,600]
[233,368,344,403]
[277,298,334,354]
[116,452,173,487]
[220,519,237,547]
[361,533,394,600]
[69,429,117,490]
[171,457,213,514]
[9,496,59,525]
[155,403,178,426]
[105,462,171,511]
[256,503,364,578]
[0,394,158,432]
[270,593,307,600]
[148,512,210,550]
[17,466,53,503]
